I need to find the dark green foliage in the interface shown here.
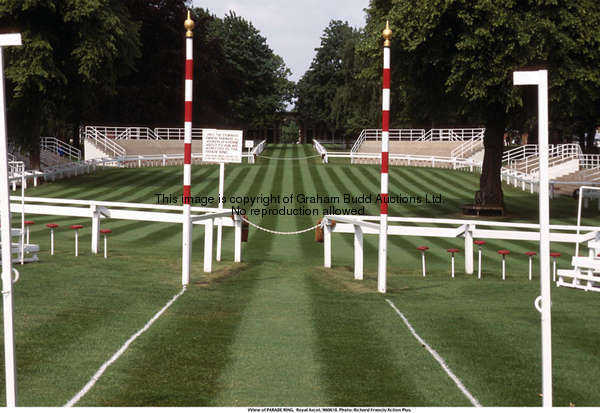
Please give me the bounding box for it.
[204,11,294,129]
[296,20,363,141]
[0,1,292,163]
[0,0,142,167]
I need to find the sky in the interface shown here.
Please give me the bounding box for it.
[192,0,370,82]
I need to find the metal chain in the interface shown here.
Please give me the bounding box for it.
[256,154,322,160]
[240,215,324,235]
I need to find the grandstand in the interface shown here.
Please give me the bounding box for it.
[350,128,485,167]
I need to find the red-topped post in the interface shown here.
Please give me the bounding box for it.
[378,21,392,293]
[182,10,194,286]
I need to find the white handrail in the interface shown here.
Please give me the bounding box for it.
[83,126,126,158]
[313,139,328,163]
[154,128,203,140]
[40,137,81,161]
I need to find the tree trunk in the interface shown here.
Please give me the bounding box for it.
[475,105,506,208]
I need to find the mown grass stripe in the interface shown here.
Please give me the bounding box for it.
[385,299,482,406]
[65,287,187,407]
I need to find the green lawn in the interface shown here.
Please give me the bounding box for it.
[0,144,598,406]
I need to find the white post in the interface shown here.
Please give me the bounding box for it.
[354,225,363,280]
[91,204,100,254]
[514,69,553,407]
[234,214,241,263]
[75,230,79,257]
[421,252,426,277]
[324,219,331,268]
[451,254,455,278]
[103,235,108,259]
[50,229,55,256]
[477,247,482,279]
[204,218,213,272]
[502,256,506,280]
[529,256,533,281]
[0,33,21,408]
[216,163,224,261]
[465,224,473,274]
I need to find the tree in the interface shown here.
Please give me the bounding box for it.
[296,20,362,141]
[0,0,141,168]
[205,11,293,130]
[360,0,600,209]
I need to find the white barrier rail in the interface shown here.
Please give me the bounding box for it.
[321,214,600,281]
[9,196,245,272]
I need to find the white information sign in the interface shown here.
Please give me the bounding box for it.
[202,129,243,163]
[245,140,254,149]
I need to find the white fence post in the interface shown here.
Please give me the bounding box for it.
[204,218,213,272]
[465,224,474,274]
[324,219,332,268]
[234,215,242,263]
[354,225,363,280]
[91,204,100,254]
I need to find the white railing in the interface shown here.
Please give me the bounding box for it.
[353,129,427,144]
[154,128,203,140]
[84,126,160,140]
[321,214,600,284]
[10,196,243,271]
[351,128,484,153]
[249,139,267,163]
[82,126,208,140]
[504,144,581,176]
[450,130,485,158]
[313,139,328,162]
[350,129,368,153]
[40,137,81,160]
[82,126,126,158]
[503,144,539,163]
[580,154,600,169]
[418,128,485,142]
[320,145,481,171]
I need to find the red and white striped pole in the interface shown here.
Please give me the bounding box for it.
[378,21,392,293]
[182,11,194,286]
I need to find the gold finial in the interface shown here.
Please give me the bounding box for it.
[382,20,392,47]
[184,10,195,38]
